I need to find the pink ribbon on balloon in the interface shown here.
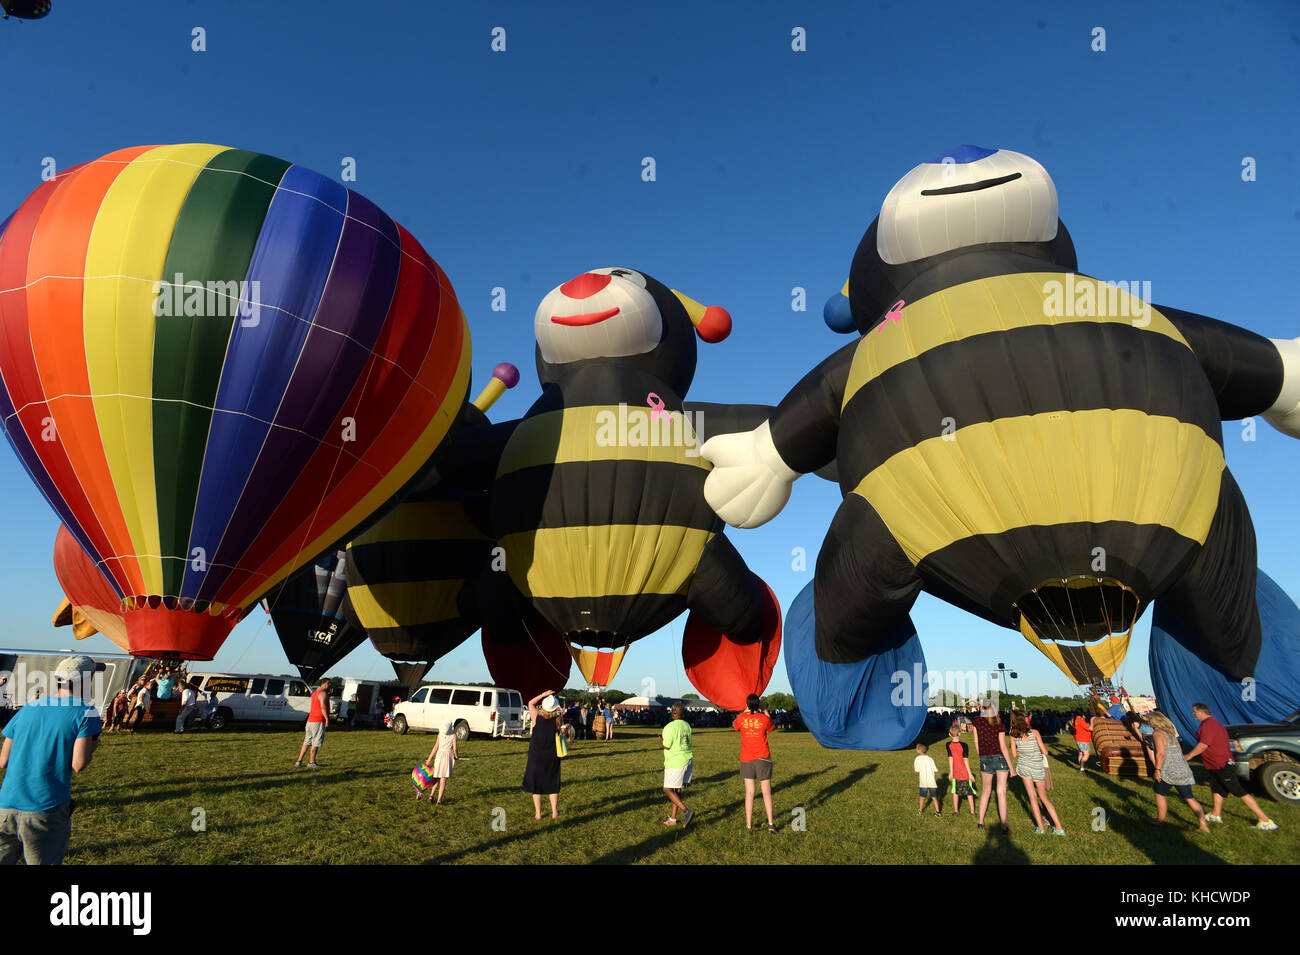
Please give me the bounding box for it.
[646,393,669,422]
[874,299,905,333]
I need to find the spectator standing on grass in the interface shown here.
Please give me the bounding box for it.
[603,700,614,740]
[972,700,1013,833]
[661,702,694,828]
[1185,703,1277,831]
[523,691,562,819]
[947,723,976,816]
[1007,711,1064,835]
[174,682,199,734]
[421,721,457,805]
[0,655,101,864]
[295,679,330,768]
[734,694,775,832]
[1143,711,1209,832]
[1072,711,1093,772]
[914,743,941,816]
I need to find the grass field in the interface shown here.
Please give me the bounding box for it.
[64,724,1298,865]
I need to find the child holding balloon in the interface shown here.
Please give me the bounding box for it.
[420,722,457,805]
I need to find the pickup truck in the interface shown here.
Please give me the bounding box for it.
[1228,708,1300,804]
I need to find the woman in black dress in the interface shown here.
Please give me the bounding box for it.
[524,690,562,819]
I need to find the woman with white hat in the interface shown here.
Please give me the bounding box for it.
[524,690,563,819]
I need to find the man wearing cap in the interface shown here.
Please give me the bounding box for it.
[0,655,102,864]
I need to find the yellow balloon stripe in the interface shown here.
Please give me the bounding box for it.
[351,499,487,546]
[852,409,1224,564]
[83,143,227,595]
[497,405,710,473]
[348,581,463,629]
[844,272,1190,401]
[502,523,712,600]
[1020,614,1133,683]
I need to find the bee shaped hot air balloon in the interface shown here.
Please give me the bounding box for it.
[704,146,1300,748]
[0,145,471,660]
[474,268,781,707]
[345,364,525,686]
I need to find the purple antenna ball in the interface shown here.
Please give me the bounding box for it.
[493,362,520,388]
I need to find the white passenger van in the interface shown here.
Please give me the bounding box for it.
[390,684,524,740]
[187,672,316,729]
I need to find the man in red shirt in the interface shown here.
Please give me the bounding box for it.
[733,694,775,832]
[1073,712,1093,772]
[1185,703,1277,830]
[295,679,331,769]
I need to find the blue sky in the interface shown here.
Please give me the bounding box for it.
[0,0,1297,701]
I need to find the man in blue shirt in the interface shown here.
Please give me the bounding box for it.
[0,655,102,864]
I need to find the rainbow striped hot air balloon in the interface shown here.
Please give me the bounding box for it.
[0,144,471,660]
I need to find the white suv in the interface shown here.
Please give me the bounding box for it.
[391,684,524,740]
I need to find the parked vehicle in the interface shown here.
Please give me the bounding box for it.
[391,684,524,740]
[187,672,316,730]
[0,648,147,726]
[1228,709,1300,804]
[334,678,409,727]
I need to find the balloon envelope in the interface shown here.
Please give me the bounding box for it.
[261,550,367,681]
[0,145,471,659]
[53,524,129,651]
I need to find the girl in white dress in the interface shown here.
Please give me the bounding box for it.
[424,722,458,805]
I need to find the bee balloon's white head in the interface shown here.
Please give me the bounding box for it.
[877,146,1058,264]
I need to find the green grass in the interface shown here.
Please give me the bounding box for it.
[64,725,1298,864]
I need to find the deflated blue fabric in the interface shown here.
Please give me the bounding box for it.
[1151,569,1300,741]
[785,580,928,750]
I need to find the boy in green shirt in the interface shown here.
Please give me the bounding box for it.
[661,702,694,827]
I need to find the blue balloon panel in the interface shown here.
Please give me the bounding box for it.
[1150,569,1300,741]
[785,580,928,750]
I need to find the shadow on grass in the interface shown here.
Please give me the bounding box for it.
[82,767,397,808]
[417,770,741,864]
[972,826,1031,864]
